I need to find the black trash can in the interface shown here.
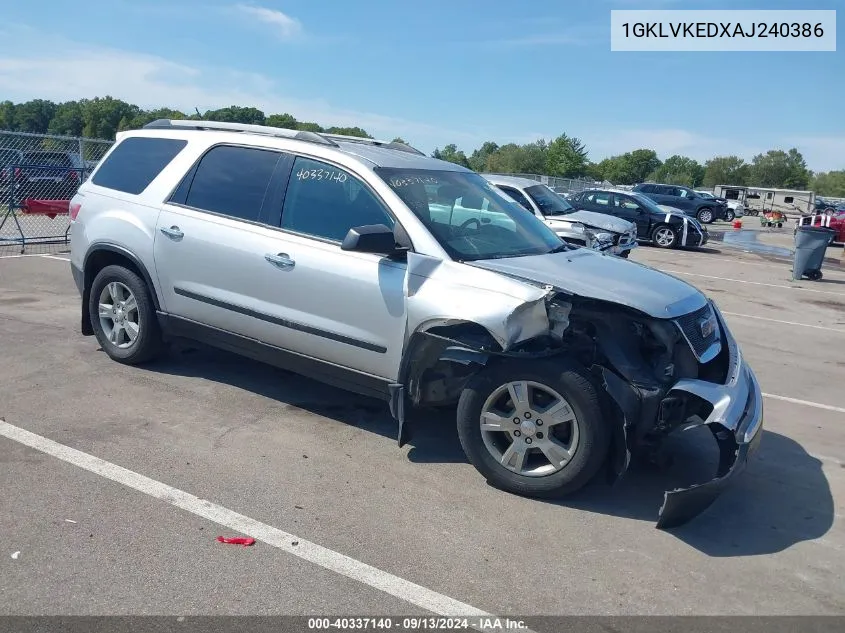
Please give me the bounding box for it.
[793,225,836,280]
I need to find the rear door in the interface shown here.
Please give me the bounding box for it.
[153,143,299,343]
[581,191,614,213]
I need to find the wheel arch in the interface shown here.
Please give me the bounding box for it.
[81,243,161,336]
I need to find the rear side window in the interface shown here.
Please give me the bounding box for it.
[497,186,533,211]
[183,145,282,222]
[93,137,187,194]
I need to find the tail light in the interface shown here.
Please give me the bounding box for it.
[14,167,21,179]
[69,201,82,220]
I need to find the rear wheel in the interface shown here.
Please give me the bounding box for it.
[88,265,163,365]
[456,360,611,498]
[651,225,677,249]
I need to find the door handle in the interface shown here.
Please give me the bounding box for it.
[265,253,295,269]
[160,226,184,240]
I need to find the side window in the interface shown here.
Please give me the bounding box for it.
[587,192,612,206]
[640,184,654,193]
[617,196,641,210]
[184,145,282,222]
[497,186,533,211]
[281,157,394,242]
[93,137,188,194]
[784,196,794,204]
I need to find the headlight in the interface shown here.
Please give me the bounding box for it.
[591,232,615,250]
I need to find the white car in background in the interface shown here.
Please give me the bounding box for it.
[483,174,638,257]
[696,190,744,220]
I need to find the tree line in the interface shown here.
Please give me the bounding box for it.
[2,97,843,197]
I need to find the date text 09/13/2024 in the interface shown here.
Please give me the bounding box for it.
[307,617,528,631]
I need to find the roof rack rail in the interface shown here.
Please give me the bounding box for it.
[319,133,426,156]
[142,119,339,147]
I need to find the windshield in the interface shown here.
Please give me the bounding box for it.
[376,168,568,261]
[524,184,574,216]
[697,192,714,199]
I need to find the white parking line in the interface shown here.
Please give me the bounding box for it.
[0,419,507,630]
[662,270,845,297]
[762,394,845,414]
[0,253,70,261]
[721,311,845,333]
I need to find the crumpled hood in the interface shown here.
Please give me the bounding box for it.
[549,210,635,234]
[468,248,706,318]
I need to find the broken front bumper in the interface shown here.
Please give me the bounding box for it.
[655,305,763,529]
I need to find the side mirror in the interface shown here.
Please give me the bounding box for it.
[341,224,407,256]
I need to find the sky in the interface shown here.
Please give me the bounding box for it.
[0,0,842,171]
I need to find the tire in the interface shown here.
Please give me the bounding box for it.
[88,264,163,365]
[697,207,715,224]
[651,224,678,249]
[725,210,735,222]
[456,359,611,498]
[618,250,630,259]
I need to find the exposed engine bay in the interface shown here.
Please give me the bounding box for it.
[397,286,759,529]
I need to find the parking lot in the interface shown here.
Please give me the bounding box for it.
[1,237,844,620]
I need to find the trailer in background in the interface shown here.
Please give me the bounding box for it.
[714,185,815,217]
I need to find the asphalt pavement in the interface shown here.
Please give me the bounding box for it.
[0,241,843,619]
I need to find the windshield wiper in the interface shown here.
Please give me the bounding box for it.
[547,243,571,254]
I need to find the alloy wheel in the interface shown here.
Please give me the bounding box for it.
[479,380,580,477]
[98,281,140,348]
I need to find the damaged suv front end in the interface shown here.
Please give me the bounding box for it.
[379,166,761,528]
[464,251,763,528]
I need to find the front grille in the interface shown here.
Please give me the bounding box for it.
[675,304,720,361]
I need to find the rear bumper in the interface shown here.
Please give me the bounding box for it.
[655,304,763,528]
[71,262,83,295]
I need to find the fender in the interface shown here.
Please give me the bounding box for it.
[80,242,161,335]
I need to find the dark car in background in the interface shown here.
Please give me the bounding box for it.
[568,188,708,249]
[19,150,85,200]
[632,183,727,224]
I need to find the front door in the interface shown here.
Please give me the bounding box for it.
[267,155,409,380]
[613,194,651,237]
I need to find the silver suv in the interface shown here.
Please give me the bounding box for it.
[69,120,762,527]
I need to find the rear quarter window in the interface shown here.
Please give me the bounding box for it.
[92,137,188,194]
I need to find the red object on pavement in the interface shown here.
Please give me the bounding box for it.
[216,536,256,546]
[732,220,742,229]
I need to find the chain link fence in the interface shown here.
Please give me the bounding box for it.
[0,130,113,253]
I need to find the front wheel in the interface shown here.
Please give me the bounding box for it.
[725,210,735,222]
[697,207,715,224]
[456,360,611,498]
[651,225,678,249]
